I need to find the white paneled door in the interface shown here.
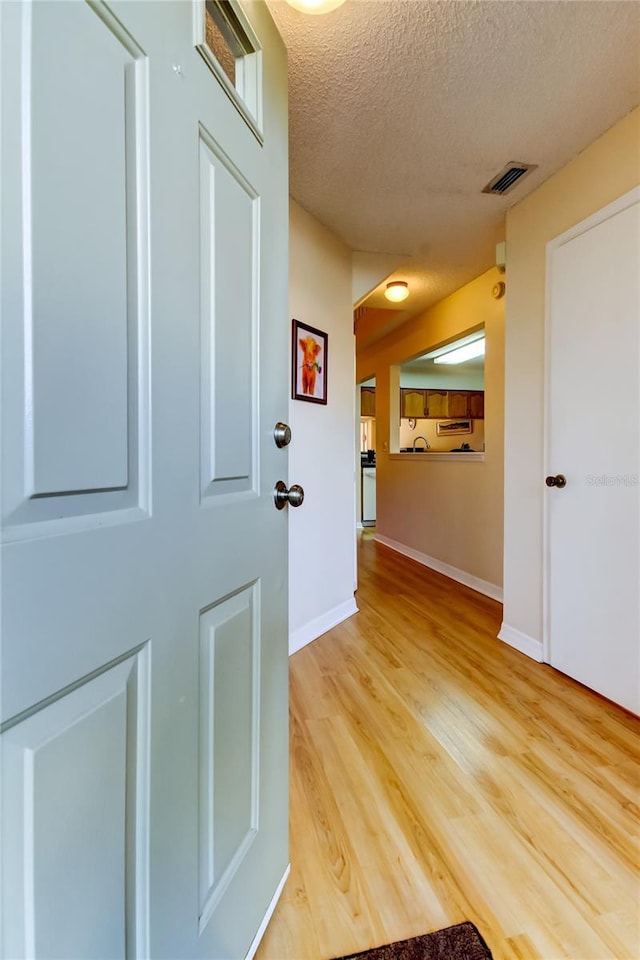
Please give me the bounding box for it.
[546,188,640,715]
[0,2,290,958]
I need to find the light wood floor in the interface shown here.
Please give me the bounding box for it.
[256,531,640,960]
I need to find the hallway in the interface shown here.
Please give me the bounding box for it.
[256,532,639,960]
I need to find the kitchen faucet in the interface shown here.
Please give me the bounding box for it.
[413,436,430,450]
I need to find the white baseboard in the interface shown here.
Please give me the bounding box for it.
[289,597,359,655]
[498,623,544,663]
[374,533,503,603]
[245,863,291,960]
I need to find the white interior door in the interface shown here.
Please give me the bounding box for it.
[0,2,290,958]
[545,188,640,715]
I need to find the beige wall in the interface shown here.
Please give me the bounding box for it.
[357,268,505,591]
[289,200,357,653]
[400,366,484,389]
[503,106,640,645]
[399,419,485,453]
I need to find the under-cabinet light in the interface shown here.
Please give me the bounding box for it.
[433,338,485,364]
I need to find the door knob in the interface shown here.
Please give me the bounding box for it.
[545,474,567,488]
[274,480,304,509]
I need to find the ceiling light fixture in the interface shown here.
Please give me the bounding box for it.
[384,281,409,303]
[283,0,347,13]
[433,338,485,365]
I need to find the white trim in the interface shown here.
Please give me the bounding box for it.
[244,864,290,960]
[546,185,640,251]
[498,623,544,663]
[543,186,640,664]
[131,642,151,960]
[289,598,359,655]
[374,534,503,602]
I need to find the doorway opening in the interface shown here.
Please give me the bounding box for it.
[357,377,376,528]
[393,328,485,454]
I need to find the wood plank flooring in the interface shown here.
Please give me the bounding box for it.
[256,531,640,960]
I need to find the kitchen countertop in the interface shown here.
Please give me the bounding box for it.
[390,451,485,462]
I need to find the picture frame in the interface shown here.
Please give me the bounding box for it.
[436,419,472,436]
[292,319,328,405]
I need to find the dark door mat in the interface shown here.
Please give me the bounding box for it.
[333,921,493,960]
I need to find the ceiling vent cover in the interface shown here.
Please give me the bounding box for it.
[482,161,537,195]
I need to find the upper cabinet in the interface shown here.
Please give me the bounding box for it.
[447,390,469,418]
[400,388,484,419]
[360,386,376,417]
[400,389,427,418]
[426,389,448,418]
[468,390,484,419]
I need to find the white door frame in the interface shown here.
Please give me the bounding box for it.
[542,185,640,664]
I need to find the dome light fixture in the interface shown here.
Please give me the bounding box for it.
[384,281,409,303]
[284,0,347,13]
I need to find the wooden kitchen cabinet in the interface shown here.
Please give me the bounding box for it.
[400,388,485,419]
[360,386,376,417]
[400,389,427,418]
[426,389,448,418]
[447,391,470,418]
[468,391,484,418]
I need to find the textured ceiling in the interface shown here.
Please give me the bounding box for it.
[266,0,640,330]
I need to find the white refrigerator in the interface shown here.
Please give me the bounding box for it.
[362,467,376,525]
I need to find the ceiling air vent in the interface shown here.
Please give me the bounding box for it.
[482,161,537,196]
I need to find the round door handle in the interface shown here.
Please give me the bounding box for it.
[274,480,304,509]
[545,474,567,488]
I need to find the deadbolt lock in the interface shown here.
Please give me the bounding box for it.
[274,423,292,448]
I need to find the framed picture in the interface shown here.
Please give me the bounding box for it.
[436,419,472,436]
[292,319,328,405]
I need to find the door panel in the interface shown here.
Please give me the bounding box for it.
[2,0,150,533]
[1,648,150,960]
[1,2,289,958]
[30,1,129,494]
[199,128,259,502]
[546,190,640,713]
[198,584,260,929]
